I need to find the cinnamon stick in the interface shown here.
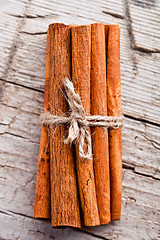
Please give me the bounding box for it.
[33,30,50,219]
[49,23,81,228]
[71,25,100,226]
[91,23,111,224]
[106,25,122,220]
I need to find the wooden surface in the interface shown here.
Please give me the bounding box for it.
[0,0,160,239]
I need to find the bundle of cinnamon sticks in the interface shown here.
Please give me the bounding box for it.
[33,23,122,228]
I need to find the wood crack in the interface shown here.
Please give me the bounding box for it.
[0,210,109,239]
[102,11,125,19]
[0,78,44,93]
[124,114,160,128]
[9,13,58,19]
[2,3,30,79]
[0,0,32,101]
[0,209,33,220]
[123,0,137,73]
[77,228,110,240]
[142,134,160,150]
[20,31,47,35]
[133,46,160,54]
[133,169,160,181]
[0,210,13,217]
[123,164,160,181]
[0,163,35,175]
[123,0,160,54]
[2,132,38,144]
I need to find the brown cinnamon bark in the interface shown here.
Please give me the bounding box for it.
[71,25,100,226]
[49,23,81,228]
[106,25,122,220]
[91,23,111,224]
[33,30,50,219]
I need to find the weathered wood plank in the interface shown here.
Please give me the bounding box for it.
[26,0,124,20]
[0,212,99,240]
[4,16,159,124]
[0,81,159,239]
[0,1,160,239]
[1,81,159,178]
[123,119,160,179]
[84,169,160,240]
[128,0,160,52]
[0,160,159,240]
[121,52,160,124]
[7,18,126,92]
[0,80,159,239]
[0,0,27,78]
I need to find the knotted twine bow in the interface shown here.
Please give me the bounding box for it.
[40,78,123,160]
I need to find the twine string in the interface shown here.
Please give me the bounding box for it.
[40,78,123,160]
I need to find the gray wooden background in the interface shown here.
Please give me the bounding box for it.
[0,0,160,239]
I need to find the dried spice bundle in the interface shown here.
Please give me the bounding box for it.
[34,23,122,228]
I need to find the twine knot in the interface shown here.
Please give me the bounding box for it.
[40,78,123,160]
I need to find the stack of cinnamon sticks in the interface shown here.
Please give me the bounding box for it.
[33,23,122,228]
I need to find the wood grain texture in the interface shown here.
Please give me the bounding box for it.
[84,168,160,240]
[0,80,159,239]
[1,82,159,179]
[0,0,27,78]
[128,0,160,52]
[0,0,160,239]
[0,211,99,240]
[91,23,110,224]
[5,21,160,125]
